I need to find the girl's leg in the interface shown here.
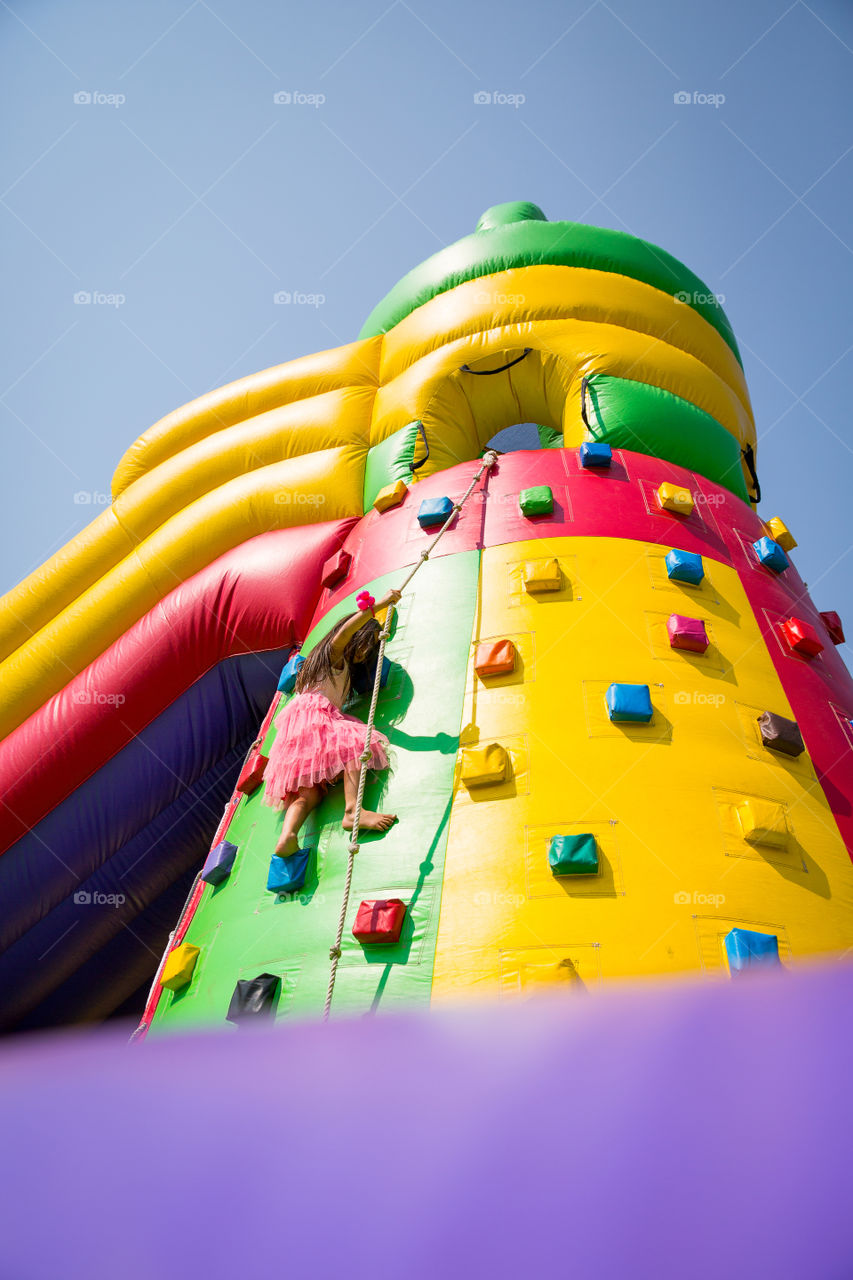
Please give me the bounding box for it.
[275,785,322,856]
[342,766,397,833]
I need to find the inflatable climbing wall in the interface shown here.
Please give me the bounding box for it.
[1,201,852,1035]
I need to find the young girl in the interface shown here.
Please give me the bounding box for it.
[263,588,402,857]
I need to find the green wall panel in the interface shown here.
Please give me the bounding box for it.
[584,373,752,502]
[362,420,423,513]
[149,550,480,1032]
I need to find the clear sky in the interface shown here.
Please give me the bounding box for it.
[1,0,851,662]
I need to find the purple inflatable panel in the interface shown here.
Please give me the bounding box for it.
[0,964,850,1279]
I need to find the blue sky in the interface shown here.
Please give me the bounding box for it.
[1,0,851,660]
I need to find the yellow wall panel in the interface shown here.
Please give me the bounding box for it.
[431,537,853,1003]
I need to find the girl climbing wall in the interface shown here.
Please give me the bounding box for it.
[263,587,403,857]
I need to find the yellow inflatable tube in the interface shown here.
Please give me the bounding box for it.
[0,387,374,662]
[111,336,381,497]
[0,446,364,737]
[372,319,754,474]
[379,265,753,420]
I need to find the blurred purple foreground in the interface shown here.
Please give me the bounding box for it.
[1,962,851,1279]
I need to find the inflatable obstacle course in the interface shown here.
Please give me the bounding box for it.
[1,202,851,1034]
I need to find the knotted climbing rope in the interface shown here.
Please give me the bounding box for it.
[323,450,499,1020]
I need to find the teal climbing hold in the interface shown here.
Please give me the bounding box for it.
[548,833,599,876]
[267,850,311,895]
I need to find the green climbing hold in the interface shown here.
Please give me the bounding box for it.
[518,485,554,517]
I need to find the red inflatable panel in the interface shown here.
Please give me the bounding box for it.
[307,459,491,630]
[719,525,853,859]
[481,449,731,560]
[0,520,356,855]
[309,451,736,634]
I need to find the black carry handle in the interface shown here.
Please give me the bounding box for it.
[742,443,761,505]
[580,375,593,432]
[460,348,532,375]
[410,421,430,472]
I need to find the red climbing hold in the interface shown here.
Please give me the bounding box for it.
[819,610,845,646]
[236,745,269,796]
[780,617,824,659]
[320,548,353,589]
[352,898,407,945]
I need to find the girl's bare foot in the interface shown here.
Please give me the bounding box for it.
[343,808,397,833]
[275,833,300,857]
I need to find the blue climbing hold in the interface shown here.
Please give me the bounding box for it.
[752,536,789,574]
[665,549,704,584]
[725,928,781,976]
[606,683,653,723]
[277,653,305,694]
[580,442,613,468]
[417,496,454,529]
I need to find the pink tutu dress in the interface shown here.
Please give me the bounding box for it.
[263,680,391,813]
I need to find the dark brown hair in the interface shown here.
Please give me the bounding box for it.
[295,612,381,697]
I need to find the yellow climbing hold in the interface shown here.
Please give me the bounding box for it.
[160,943,200,991]
[736,798,789,850]
[656,482,694,516]
[460,742,509,788]
[764,516,797,551]
[523,558,561,593]
[374,479,408,513]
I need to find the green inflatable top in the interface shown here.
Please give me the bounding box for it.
[359,201,741,367]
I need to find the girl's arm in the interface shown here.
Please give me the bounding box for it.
[328,612,370,663]
[328,589,402,662]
